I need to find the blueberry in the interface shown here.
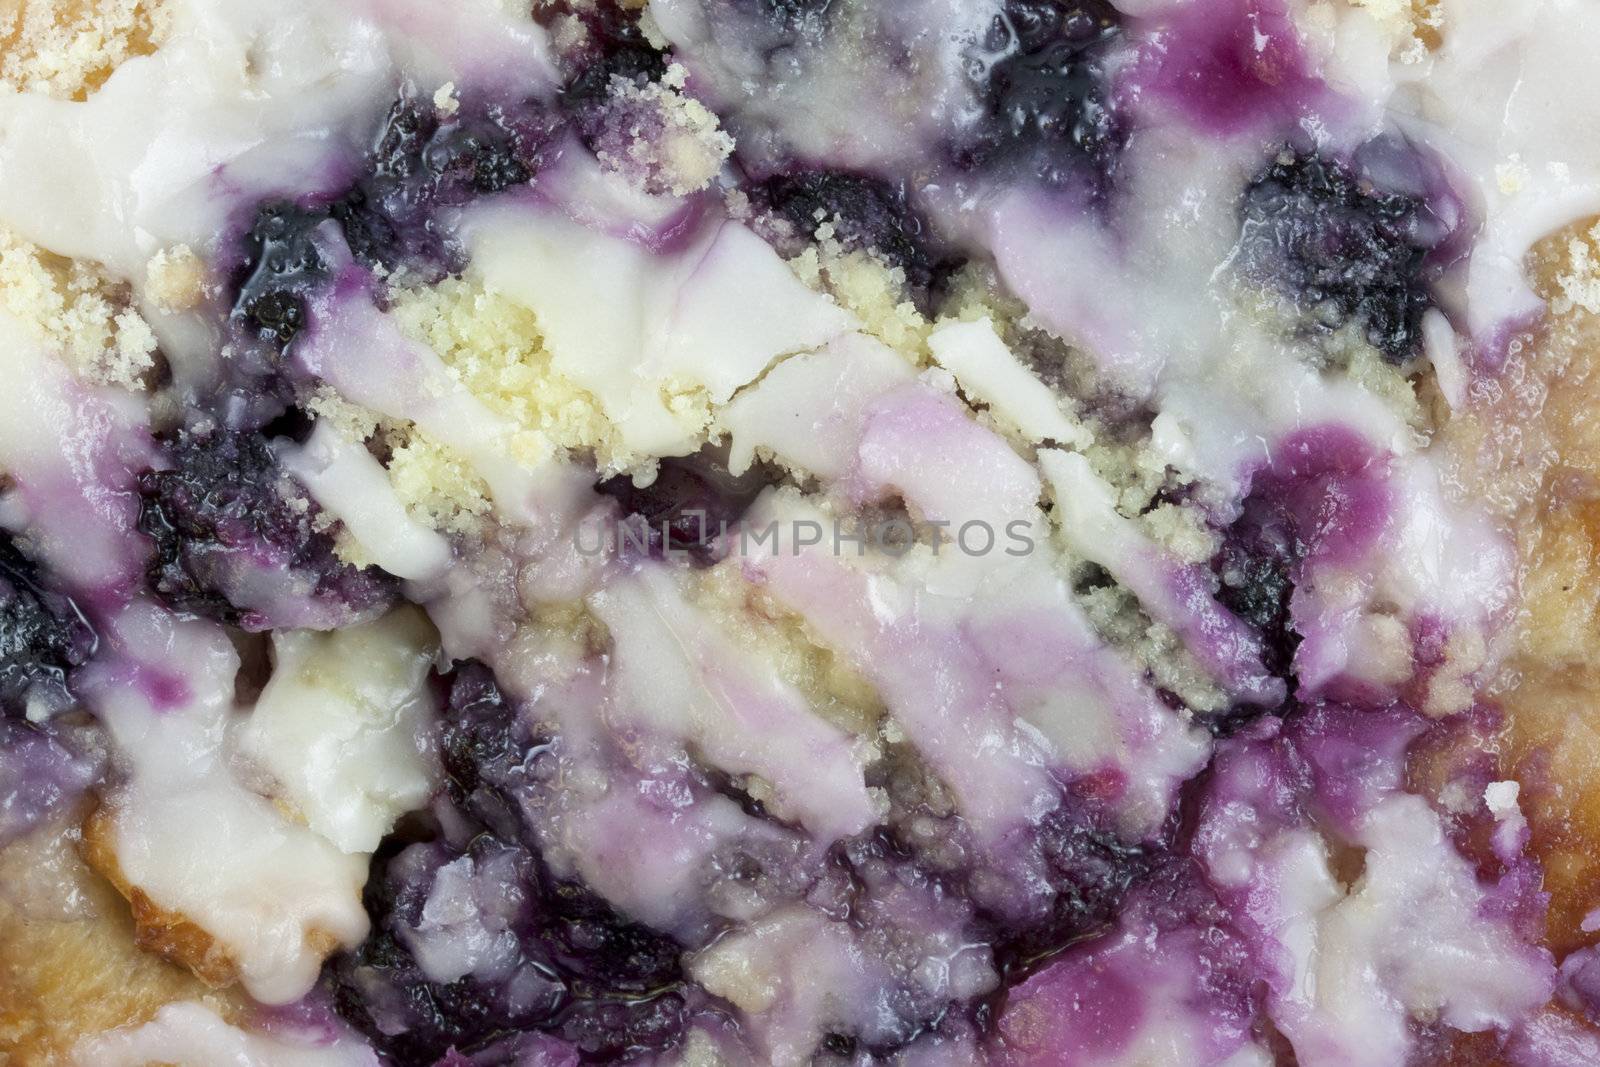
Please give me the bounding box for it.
[820,1032,857,1057]
[596,451,776,565]
[230,91,556,297]
[1213,496,1302,683]
[544,880,683,994]
[370,97,437,181]
[554,994,689,1060]
[961,0,1125,191]
[339,93,552,277]
[137,426,396,630]
[330,840,689,1064]
[0,535,96,718]
[1239,149,1436,363]
[470,145,533,194]
[991,806,1156,969]
[232,203,329,347]
[561,33,667,111]
[755,171,956,296]
[330,661,691,1064]
[439,662,522,800]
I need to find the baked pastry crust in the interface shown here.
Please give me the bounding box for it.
[6,0,1600,1064]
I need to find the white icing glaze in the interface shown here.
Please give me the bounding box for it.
[649,0,1001,171]
[236,608,440,854]
[589,566,875,840]
[282,424,453,582]
[462,200,856,458]
[743,381,1210,844]
[89,613,372,1004]
[0,0,393,278]
[719,331,917,480]
[928,317,1092,448]
[73,1001,379,1067]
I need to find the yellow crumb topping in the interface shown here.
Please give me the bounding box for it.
[388,276,635,469]
[1340,334,1428,433]
[596,66,734,197]
[384,429,494,537]
[696,560,885,740]
[1140,502,1220,565]
[144,244,206,312]
[790,243,929,358]
[0,0,168,99]
[1339,0,1440,61]
[0,229,156,388]
[1553,222,1600,317]
[1076,582,1228,713]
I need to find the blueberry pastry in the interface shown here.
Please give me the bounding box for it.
[6,1,1600,1064]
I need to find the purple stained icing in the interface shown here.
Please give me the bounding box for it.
[0,0,1581,1062]
[991,860,1261,1066]
[1212,423,1399,706]
[1253,423,1392,570]
[0,716,103,845]
[1131,0,1327,136]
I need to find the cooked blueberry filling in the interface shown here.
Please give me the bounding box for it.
[556,1,670,110]
[0,535,103,843]
[596,452,775,565]
[331,837,691,1065]
[231,92,559,310]
[0,534,96,717]
[233,202,330,348]
[1021,806,1161,948]
[754,170,958,297]
[337,92,558,278]
[137,425,396,630]
[0,0,1587,1062]
[1239,149,1440,363]
[331,664,692,1064]
[1214,502,1301,683]
[962,0,1125,191]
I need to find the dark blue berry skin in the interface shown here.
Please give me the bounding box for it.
[1205,498,1302,735]
[328,664,692,1065]
[0,535,103,844]
[0,534,97,718]
[1031,807,1157,938]
[595,452,775,566]
[961,0,1125,193]
[1214,504,1300,680]
[1239,150,1438,363]
[232,203,330,347]
[558,2,668,112]
[137,426,395,630]
[754,171,957,299]
[332,92,558,279]
[229,90,559,329]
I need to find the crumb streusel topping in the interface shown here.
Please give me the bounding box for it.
[3,0,1600,1064]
